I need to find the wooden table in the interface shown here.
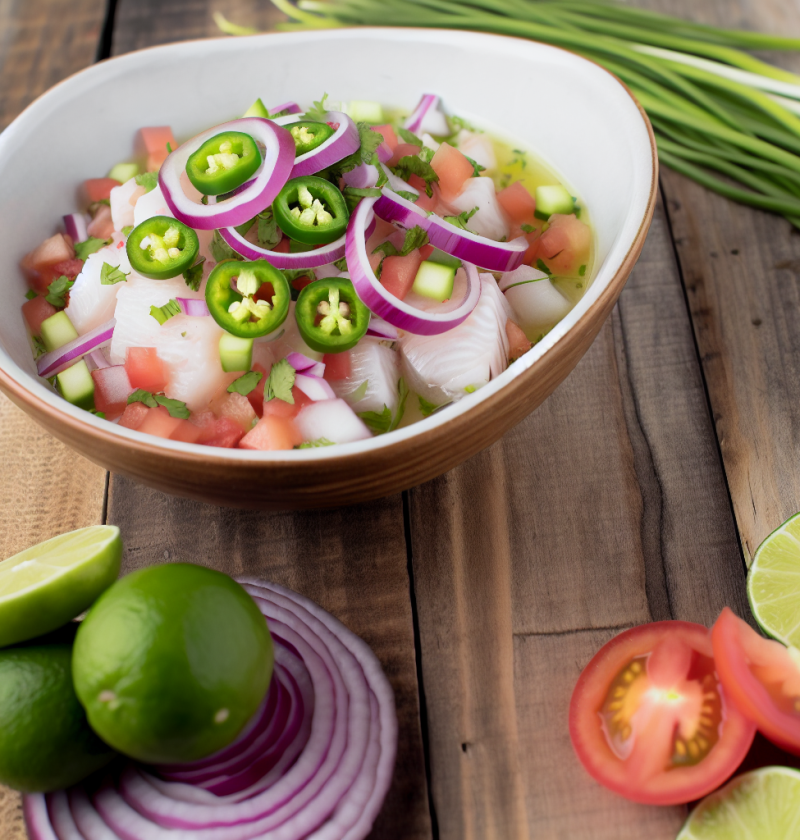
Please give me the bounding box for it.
[2,0,800,837]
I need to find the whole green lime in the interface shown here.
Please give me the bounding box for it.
[0,628,115,792]
[72,563,273,765]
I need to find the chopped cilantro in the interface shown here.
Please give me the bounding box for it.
[578,264,587,277]
[127,389,158,408]
[297,437,335,449]
[32,335,46,359]
[343,185,382,211]
[395,190,419,203]
[520,223,535,234]
[121,225,133,237]
[166,142,173,154]
[391,155,439,197]
[45,275,74,308]
[135,171,158,193]
[264,358,295,404]
[443,206,478,231]
[150,299,181,325]
[464,155,485,177]
[358,378,408,433]
[234,218,255,236]
[419,396,440,417]
[257,208,281,249]
[397,127,423,146]
[418,146,435,164]
[372,226,429,260]
[536,259,553,276]
[306,93,330,123]
[74,237,108,261]
[100,262,129,285]
[374,160,389,188]
[447,114,478,134]
[576,282,583,289]
[183,257,206,291]
[282,267,316,300]
[465,385,476,394]
[127,389,189,418]
[329,122,385,179]
[228,370,263,396]
[210,230,243,263]
[89,409,106,419]
[24,289,38,300]
[333,257,349,272]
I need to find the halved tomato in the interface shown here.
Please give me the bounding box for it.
[712,607,800,755]
[569,621,756,805]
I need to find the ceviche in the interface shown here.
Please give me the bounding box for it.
[20,94,593,450]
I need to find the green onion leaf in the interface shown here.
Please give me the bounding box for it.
[150,299,181,325]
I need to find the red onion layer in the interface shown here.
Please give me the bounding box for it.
[403,94,450,136]
[271,112,361,178]
[37,319,115,378]
[176,298,211,317]
[63,214,88,244]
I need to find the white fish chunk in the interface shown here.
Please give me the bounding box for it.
[110,178,146,232]
[331,337,401,415]
[441,176,508,242]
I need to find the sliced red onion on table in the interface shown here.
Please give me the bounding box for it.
[176,297,211,317]
[23,581,397,840]
[346,197,481,335]
[294,373,336,402]
[159,118,295,230]
[404,93,450,136]
[374,188,526,272]
[62,213,88,244]
[36,319,115,378]
[286,352,326,379]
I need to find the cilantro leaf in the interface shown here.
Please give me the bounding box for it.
[358,378,408,434]
[343,185,382,211]
[536,259,553,276]
[45,275,74,308]
[25,289,38,300]
[579,264,587,277]
[150,299,181,325]
[154,394,190,419]
[520,223,535,234]
[419,396,440,417]
[297,437,335,449]
[128,389,158,408]
[464,155,485,177]
[418,146,435,164]
[333,257,349,272]
[329,122,385,179]
[372,226,429,260]
[183,257,206,291]
[391,155,439,197]
[89,409,106,419]
[121,225,133,237]
[210,230,243,263]
[74,237,108,261]
[395,190,419,203]
[374,161,389,188]
[306,94,330,123]
[264,358,296,404]
[443,206,478,232]
[447,114,479,135]
[135,171,159,193]
[228,370,264,396]
[32,335,46,359]
[100,262,129,285]
[397,127,423,146]
[257,208,281,249]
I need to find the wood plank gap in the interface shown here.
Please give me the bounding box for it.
[95,0,119,61]
[402,489,440,840]
[101,471,110,525]
[513,624,634,640]
[658,173,750,581]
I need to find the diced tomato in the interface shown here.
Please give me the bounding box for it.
[372,124,398,153]
[203,416,245,448]
[170,420,203,444]
[273,236,290,253]
[138,126,176,171]
[20,234,76,294]
[91,365,134,420]
[118,402,150,430]
[381,250,423,301]
[537,214,591,275]
[569,621,756,805]
[51,259,84,280]
[323,352,351,382]
[407,174,437,213]
[290,275,315,295]
[87,205,114,240]
[219,392,258,433]
[246,364,268,417]
[239,415,303,451]
[420,243,434,260]
[388,143,421,168]
[497,181,536,225]
[138,405,183,439]
[262,386,312,419]
[125,347,168,393]
[712,607,800,755]
[430,142,474,200]
[521,229,543,267]
[22,296,57,336]
[506,320,531,361]
[188,410,217,444]
[83,178,121,204]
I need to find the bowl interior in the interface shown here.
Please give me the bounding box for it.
[0,28,654,459]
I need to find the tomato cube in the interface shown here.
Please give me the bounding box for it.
[219,392,258,433]
[170,420,203,444]
[137,405,183,439]
[203,417,245,448]
[118,402,150,430]
[372,124,398,153]
[125,347,168,393]
[138,126,176,171]
[240,415,303,451]
[83,178,121,204]
[497,182,536,225]
[388,143,421,168]
[430,142,474,200]
[22,296,57,336]
[322,352,351,382]
[91,365,134,420]
[381,250,423,301]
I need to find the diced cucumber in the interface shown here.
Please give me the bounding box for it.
[40,311,78,353]
[107,162,139,183]
[343,100,384,124]
[412,261,457,302]
[219,334,253,372]
[243,98,269,119]
[427,248,462,270]
[535,185,575,220]
[56,361,95,410]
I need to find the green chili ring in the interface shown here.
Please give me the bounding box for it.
[126,216,199,280]
[287,121,336,156]
[273,176,349,245]
[185,131,262,196]
[295,277,371,353]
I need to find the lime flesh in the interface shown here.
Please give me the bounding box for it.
[748,512,800,647]
[0,526,122,648]
[677,767,800,840]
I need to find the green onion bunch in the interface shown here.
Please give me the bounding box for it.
[263,0,800,227]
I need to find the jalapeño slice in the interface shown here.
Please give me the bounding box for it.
[205,259,290,339]
[273,176,349,245]
[126,217,199,280]
[185,131,262,196]
[295,278,370,354]
[287,121,336,156]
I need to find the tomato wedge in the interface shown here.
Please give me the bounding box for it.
[569,621,756,804]
[712,607,800,756]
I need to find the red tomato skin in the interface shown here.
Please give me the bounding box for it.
[83,178,121,204]
[569,621,756,805]
[712,607,800,755]
[430,142,474,200]
[381,250,423,301]
[323,352,351,382]
[497,181,536,225]
[22,296,58,336]
[125,347,168,393]
[372,124,398,153]
[388,143,421,169]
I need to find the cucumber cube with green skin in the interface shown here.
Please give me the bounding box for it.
[56,361,95,410]
[107,162,139,183]
[219,334,253,372]
[413,261,457,302]
[243,98,269,119]
[344,100,384,124]
[427,249,462,270]
[534,185,575,220]
[40,311,79,352]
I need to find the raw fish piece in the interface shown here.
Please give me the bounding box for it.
[443,176,508,242]
[400,275,510,406]
[331,338,401,416]
[295,399,372,444]
[133,185,172,226]
[500,265,571,334]
[110,178,146,232]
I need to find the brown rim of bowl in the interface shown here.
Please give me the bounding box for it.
[0,28,659,477]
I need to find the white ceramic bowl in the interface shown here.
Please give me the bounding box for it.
[0,28,657,508]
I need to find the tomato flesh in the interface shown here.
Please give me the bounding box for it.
[712,607,800,755]
[569,621,756,805]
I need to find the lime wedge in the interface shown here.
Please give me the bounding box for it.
[677,767,800,840]
[0,526,122,648]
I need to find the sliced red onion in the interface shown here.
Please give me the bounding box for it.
[63,213,88,244]
[376,142,392,164]
[366,315,399,341]
[346,198,480,335]
[159,118,295,230]
[384,170,418,197]
[84,348,110,371]
[36,319,115,378]
[271,111,361,178]
[404,93,450,136]
[294,373,336,402]
[176,297,210,317]
[270,101,302,116]
[342,163,379,190]
[286,351,325,376]
[374,188,526,272]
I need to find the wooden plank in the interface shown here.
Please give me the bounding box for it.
[0,0,108,834]
[408,195,748,839]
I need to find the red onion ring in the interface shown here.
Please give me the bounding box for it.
[176,298,211,317]
[269,102,301,116]
[36,318,115,378]
[404,93,450,136]
[286,352,325,378]
[159,118,295,230]
[294,374,336,402]
[346,197,481,335]
[271,112,360,178]
[63,213,88,244]
[365,315,399,341]
[374,188,526,272]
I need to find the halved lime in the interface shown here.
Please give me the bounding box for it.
[0,525,122,648]
[748,512,800,647]
[677,766,800,839]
